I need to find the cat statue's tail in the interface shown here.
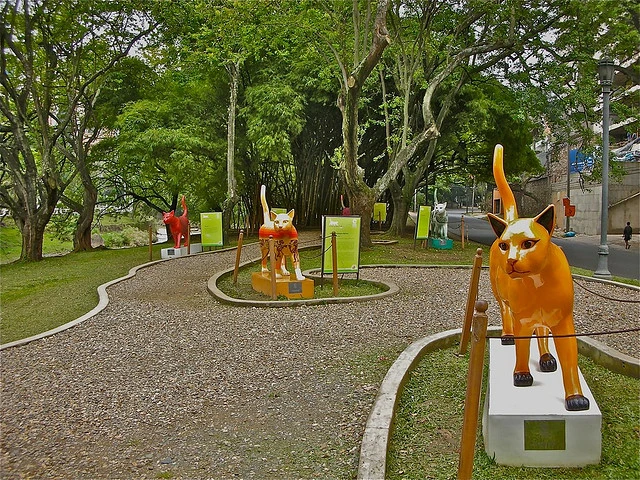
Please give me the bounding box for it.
[260,184,270,225]
[493,144,518,222]
[180,195,188,218]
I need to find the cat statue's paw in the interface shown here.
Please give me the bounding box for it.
[565,394,590,411]
[539,352,558,372]
[513,372,533,387]
[501,335,515,345]
[295,269,305,281]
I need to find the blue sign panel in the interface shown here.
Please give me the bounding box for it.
[569,149,594,173]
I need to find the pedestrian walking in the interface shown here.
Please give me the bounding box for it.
[623,221,632,249]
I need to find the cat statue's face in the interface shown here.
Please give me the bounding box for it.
[492,219,551,277]
[162,211,175,223]
[433,202,447,216]
[270,211,294,232]
[488,206,555,278]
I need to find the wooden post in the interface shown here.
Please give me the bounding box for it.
[233,229,244,285]
[186,221,191,254]
[457,300,489,480]
[331,231,339,296]
[269,235,277,300]
[459,248,483,354]
[148,224,153,261]
[461,215,465,250]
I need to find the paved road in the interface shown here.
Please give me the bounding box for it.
[446,209,640,280]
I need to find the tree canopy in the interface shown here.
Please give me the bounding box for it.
[1,0,636,259]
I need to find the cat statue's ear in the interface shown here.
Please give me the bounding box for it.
[442,202,447,208]
[270,211,277,221]
[287,209,295,219]
[487,213,508,238]
[534,205,555,235]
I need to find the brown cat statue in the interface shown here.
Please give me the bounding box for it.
[162,195,189,249]
[487,144,589,411]
[258,185,305,281]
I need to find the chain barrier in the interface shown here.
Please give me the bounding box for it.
[488,326,640,341]
[573,278,640,303]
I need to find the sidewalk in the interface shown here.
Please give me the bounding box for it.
[555,232,639,252]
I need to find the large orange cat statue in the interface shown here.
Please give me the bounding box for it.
[487,144,589,411]
[258,185,305,281]
[162,195,189,249]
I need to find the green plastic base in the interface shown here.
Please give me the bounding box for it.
[429,238,453,249]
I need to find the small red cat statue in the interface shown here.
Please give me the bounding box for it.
[258,185,305,280]
[162,195,189,249]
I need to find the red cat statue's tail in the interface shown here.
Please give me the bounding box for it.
[162,196,190,249]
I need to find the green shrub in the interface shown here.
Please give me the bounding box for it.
[101,226,151,248]
[101,231,127,248]
[47,214,77,242]
[121,226,151,246]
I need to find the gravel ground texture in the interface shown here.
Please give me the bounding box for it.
[1,233,639,479]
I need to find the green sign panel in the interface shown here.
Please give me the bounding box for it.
[200,212,223,247]
[271,207,287,215]
[415,206,432,240]
[373,203,387,222]
[321,216,361,274]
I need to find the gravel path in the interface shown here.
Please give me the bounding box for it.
[1,235,639,479]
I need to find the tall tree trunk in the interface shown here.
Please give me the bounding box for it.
[72,184,98,251]
[0,137,60,261]
[222,61,240,239]
[338,0,391,247]
[389,180,411,236]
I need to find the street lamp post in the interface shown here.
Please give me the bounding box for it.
[594,58,615,279]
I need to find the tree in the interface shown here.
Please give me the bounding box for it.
[100,70,227,221]
[0,0,155,260]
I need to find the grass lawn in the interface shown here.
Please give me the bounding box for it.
[387,346,640,479]
[0,222,73,264]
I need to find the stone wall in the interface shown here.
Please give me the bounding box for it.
[528,162,640,235]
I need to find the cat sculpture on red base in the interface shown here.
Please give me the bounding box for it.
[162,196,189,249]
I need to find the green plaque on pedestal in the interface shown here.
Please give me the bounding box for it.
[524,420,566,451]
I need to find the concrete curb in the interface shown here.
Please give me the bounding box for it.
[357,325,640,479]
[207,263,399,307]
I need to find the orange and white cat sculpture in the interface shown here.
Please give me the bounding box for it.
[487,144,589,411]
[162,195,189,249]
[258,185,305,281]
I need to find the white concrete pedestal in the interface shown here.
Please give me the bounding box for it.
[161,243,202,259]
[482,338,601,467]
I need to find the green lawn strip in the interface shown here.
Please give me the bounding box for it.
[0,224,74,264]
[0,245,164,344]
[387,346,640,479]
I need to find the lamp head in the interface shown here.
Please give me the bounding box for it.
[598,58,615,87]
